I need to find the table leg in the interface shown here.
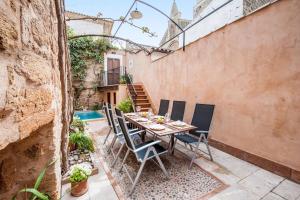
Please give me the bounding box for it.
[170,134,175,155]
[141,129,146,142]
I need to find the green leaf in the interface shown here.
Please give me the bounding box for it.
[33,159,57,189]
[12,188,49,200]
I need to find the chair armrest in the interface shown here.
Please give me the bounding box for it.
[195,130,209,134]
[134,140,161,153]
[129,128,139,132]
[129,130,145,136]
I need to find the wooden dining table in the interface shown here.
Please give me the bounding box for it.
[124,112,197,153]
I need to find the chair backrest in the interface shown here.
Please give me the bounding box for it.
[115,108,135,150]
[108,105,119,135]
[190,103,215,137]
[158,99,169,116]
[103,103,112,127]
[170,100,186,121]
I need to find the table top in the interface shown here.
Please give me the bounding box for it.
[124,112,197,136]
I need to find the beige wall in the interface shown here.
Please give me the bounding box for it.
[127,0,300,172]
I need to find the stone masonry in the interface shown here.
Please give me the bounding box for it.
[0,0,72,199]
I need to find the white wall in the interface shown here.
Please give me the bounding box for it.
[67,20,104,35]
[179,0,243,47]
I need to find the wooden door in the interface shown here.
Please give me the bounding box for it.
[107,58,120,85]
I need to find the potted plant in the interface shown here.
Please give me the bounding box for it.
[70,117,86,132]
[69,131,95,152]
[69,163,92,197]
[117,98,134,113]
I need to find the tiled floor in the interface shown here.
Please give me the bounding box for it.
[62,120,300,200]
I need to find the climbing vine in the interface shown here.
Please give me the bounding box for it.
[67,28,115,109]
[67,28,114,80]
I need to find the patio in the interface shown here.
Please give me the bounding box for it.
[61,120,300,200]
[1,0,299,199]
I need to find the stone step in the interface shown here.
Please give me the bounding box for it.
[135,103,151,108]
[135,99,149,104]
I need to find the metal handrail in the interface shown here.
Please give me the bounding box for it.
[124,67,138,107]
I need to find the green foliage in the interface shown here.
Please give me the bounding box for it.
[12,159,56,200]
[69,131,95,152]
[119,73,133,84]
[119,75,127,84]
[92,103,102,111]
[68,28,114,81]
[117,98,133,113]
[69,164,92,183]
[71,116,86,132]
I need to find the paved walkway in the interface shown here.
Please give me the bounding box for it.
[62,120,300,200]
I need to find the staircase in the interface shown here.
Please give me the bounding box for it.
[128,84,153,112]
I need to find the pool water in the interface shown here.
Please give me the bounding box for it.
[74,111,104,121]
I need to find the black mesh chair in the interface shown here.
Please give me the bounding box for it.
[170,100,186,121]
[158,99,169,116]
[103,102,113,144]
[106,106,142,167]
[115,108,169,195]
[173,104,215,168]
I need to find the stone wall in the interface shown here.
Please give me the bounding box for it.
[73,60,104,110]
[128,0,300,181]
[0,0,72,199]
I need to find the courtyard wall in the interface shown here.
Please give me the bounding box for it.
[127,0,300,182]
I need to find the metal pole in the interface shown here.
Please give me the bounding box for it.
[113,0,137,37]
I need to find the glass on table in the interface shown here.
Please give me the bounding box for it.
[164,113,170,123]
[147,108,153,119]
[136,106,141,113]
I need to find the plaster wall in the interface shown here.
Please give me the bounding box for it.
[128,0,300,172]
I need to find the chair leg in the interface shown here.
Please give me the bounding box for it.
[189,142,200,169]
[103,127,112,145]
[119,149,130,173]
[107,136,117,154]
[204,138,213,161]
[171,138,177,153]
[111,143,125,168]
[153,149,169,178]
[129,149,151,195]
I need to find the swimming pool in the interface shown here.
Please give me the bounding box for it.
[74,111,104,121]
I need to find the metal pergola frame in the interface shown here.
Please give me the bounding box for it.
[67,0,234,55]
[68,34,151,54]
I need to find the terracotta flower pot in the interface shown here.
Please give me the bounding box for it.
[71,179,88,197]
[69,143,77,151]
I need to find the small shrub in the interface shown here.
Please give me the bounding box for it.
[71,116,86,132]
[117,98,133,113]
[92,103,102,111]
[69,163,92,183]
[69,131,95,152]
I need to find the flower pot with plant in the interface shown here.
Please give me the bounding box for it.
[69,131,95,152]
[70,117,86,132]
[69,163,92,197]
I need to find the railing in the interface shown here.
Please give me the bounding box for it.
[124,67,137,110]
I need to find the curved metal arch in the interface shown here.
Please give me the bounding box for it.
[113,0,186,51]
[68,34,151,54]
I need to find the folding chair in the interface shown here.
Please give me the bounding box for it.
[103,102,113,145]
[115,108,169,195]
[157,99,169,116]
[173,104,215,168]
[106,106,142,167]
[170,100,186,121]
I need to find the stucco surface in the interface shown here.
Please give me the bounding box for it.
[128,0,300,171]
